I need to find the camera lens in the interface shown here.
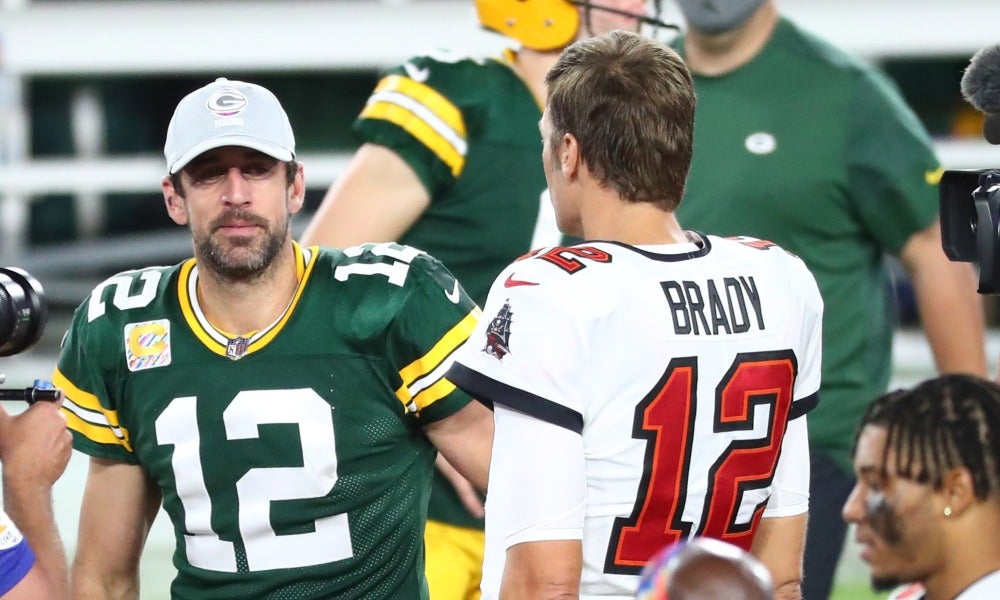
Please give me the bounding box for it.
[0,267,48,357]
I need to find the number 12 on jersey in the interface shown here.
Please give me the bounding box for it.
[604,351,795,574]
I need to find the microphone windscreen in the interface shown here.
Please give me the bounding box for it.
[961,44,1000,114]
[984,114,1000,145]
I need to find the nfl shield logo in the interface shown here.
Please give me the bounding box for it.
[226,336,250,361]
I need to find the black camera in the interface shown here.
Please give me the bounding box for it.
[940,169,1000,293]
[0,267,48,357]
[946,44,1000,292]
[0,267,63,404]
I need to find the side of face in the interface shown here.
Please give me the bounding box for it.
[576,0,648,40]
[539,109,584,238]
[842,425,948,590]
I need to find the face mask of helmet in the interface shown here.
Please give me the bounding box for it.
[677,0,766,35]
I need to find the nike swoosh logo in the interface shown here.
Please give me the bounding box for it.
[403,62,430,83]
[445,279,461,304]
[504,274,539,288]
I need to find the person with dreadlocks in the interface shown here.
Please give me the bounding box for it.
[842,374,1000,600]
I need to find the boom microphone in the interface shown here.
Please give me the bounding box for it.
[961,44,1000,145]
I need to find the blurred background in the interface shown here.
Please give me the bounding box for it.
[3,1,1000,598]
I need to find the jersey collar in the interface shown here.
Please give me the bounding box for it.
[177,242,317,360]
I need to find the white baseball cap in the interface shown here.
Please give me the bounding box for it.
[163,77,296,174]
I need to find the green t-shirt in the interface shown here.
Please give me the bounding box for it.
[674,19,940,474]
[355,49,552,526]
[55,243,479,599]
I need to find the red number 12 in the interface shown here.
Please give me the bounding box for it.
[604,351,795,574]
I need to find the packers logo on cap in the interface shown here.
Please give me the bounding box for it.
[206,88,249,117]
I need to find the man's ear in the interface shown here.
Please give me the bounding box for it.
[559,132,581,181]
[288,162,306,215]
[941,465,977,516]
[162,176,189,226]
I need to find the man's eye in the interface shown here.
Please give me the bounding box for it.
[244,165,272,178]
[191,171,226,186]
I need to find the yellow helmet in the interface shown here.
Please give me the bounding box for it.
[474,0,580,52]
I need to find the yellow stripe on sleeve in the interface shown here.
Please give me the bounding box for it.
[361,75,467,176]
[395,309,479,407]
[52,368,133,452]
[410,378,458,412]
[925,166,945,186]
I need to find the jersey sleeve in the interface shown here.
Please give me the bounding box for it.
[763,414,810,517]
[447,259,589,434]
[53,293,138,464]
[789,256,824,420]
[383,248,481,424]
[846,67,941,254]
[0,509,35,596]
[353,53,472,198]
[480,404,587,598]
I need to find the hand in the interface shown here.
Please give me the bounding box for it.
[0,399,73,489]
[435,453,485,518]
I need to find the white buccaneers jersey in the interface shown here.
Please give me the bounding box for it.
[447,233,823,599]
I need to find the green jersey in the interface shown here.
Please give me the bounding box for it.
[55,243,479,600]
[356,49,553,526]
[674,19,941,474]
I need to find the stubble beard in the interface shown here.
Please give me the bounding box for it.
[193,208,290,283]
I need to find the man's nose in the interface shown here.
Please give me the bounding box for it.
[220,168,250,204]
[842,483,865,524]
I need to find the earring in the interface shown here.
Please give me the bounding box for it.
[943,506,953,517]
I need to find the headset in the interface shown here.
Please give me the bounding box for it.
[474,0,677,51]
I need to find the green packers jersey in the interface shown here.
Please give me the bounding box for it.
[673,19,941,474]
[54,243,479,600]
[356,49,553,527]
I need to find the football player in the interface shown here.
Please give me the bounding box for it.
[843,375,1000,600]
[447,31,822,599]
[55,78,493,599]
[299,1,678,599]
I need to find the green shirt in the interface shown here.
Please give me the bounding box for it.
[55,243,478,599]
[675,19,940,474]
[355,49,551,526]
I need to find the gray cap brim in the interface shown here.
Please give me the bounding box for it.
[168,135,295,174]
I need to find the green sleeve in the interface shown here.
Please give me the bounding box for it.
[846,67,941,254]
[54,308,139,464]
[384,252,479,424]
[352,55,468,199]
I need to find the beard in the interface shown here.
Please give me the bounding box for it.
[192,207,289,282]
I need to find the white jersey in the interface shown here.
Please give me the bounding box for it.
[887,570,1000,600]
[448,234,823,599]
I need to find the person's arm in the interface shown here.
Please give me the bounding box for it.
[0,400,73,600]
[434,453,484,518]
[71,457,161,600]
[754,410,810,600]
[500,540,582,600]
[422,400,493,493]
[898,220,987,376]
[299,143,431,247]
[481,405,586,600]
[750,513,807,600]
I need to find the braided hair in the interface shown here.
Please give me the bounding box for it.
[855,374,1000,499]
